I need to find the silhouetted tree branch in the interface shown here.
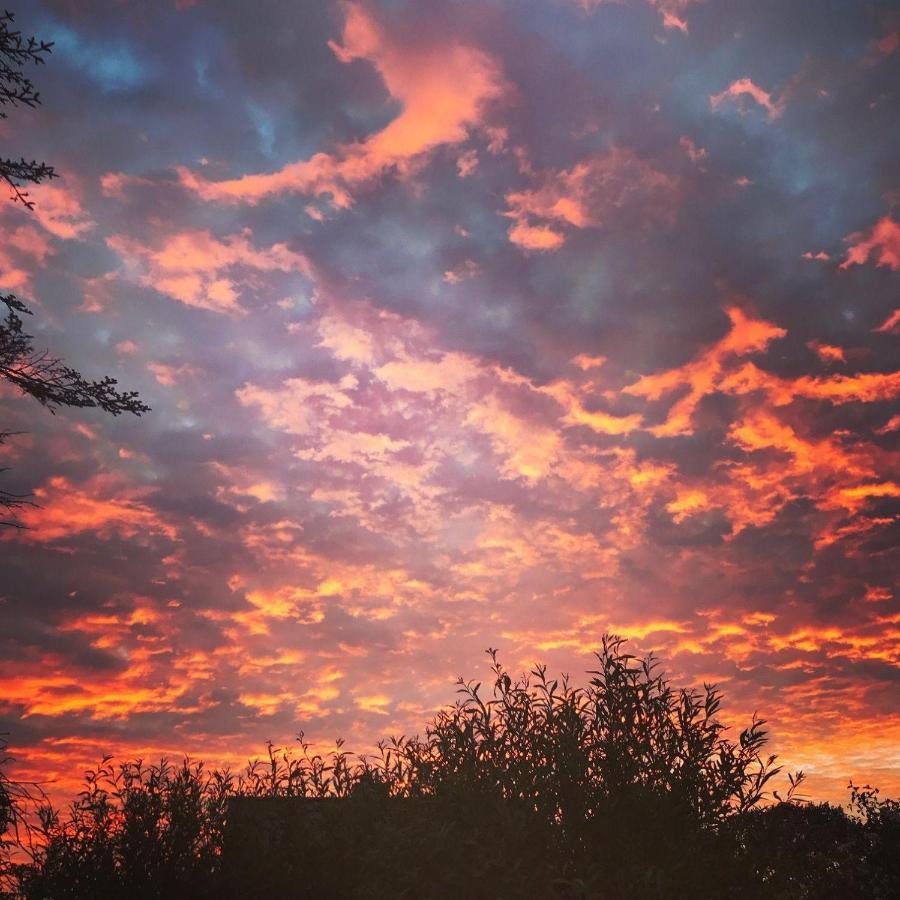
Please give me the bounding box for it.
[0,10,57,208]
[0,735,45,887]
[0,431,35,527]
[1,294,148,415]
[0,10,149,527]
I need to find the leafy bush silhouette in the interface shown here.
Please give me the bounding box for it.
[719,782,900,899]
[1,636,897,899]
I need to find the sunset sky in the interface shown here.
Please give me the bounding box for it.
[1,0,898,804]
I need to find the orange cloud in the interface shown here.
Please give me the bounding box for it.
[623,307,786,436]
[728,410,865,479]
[719,362,900,406]
[507,220,566,251]
[613,304,897,539]
[542,378,642,436]
[12,475,176,543]
[0,668,195,720]
[875,310,900,334]
[807,340,845,364]
[717,407,892,537]
[466,394,562,481]
[178,3,505,207]
[666,488,711,523]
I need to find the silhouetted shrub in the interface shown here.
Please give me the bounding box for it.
[722,784,900,899]
[2,637,897,898]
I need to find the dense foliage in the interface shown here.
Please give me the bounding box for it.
[2,638,897,898]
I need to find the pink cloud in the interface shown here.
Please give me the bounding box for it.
[648,0,704,29]
[0,223,54,293]
[115,340,140,355]
[710,77,785,120]
[571,353,607,371]
[23,180,94,240]
[148,361,204,387]
[504,146,680,250]
[239,299,643,500]
[841,216,900,271]
[106,228,313,314]
[443,259,481,284]
[237,374,359,436]
[177,3,506,207]
[0,180,93,296]
[79,271,118,313]
[100,171,158,199]
[456,149,479,178]
[680,135,707,164]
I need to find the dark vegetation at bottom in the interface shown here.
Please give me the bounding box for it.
[2,637,898,899]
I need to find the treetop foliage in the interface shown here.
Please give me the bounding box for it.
[2,637,897,899]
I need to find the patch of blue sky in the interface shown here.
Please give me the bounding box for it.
[43,20,154,93]
[521,0,670,93]
[771,134,821,196]
[558,257,615,327]
[194,56,213,93]
[281,291,314,316]
[246,101,277,157]
[366,215,437,264]
[340,97,401,142]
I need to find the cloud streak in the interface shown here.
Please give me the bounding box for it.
[177,3,506,209]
